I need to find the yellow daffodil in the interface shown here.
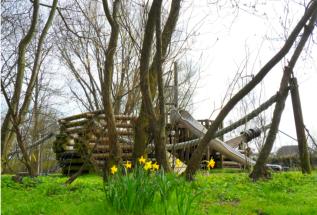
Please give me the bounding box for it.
[175,159,182,168]
[152,162,159,171]
[144,161,152,171]
[124,161,132,169]
[110,165,118,174]
[138,156,146,165]
[207,159,215,169]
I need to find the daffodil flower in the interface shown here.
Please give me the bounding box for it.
[144,161,152,170]
[151,162,159,171]
[138,156,146,164]
[207,159,215,169]
[175,159,182,168]
[124,161,132,169]
[110,165,118,174]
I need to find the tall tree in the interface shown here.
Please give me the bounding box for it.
[1,0,58,174]
[132,0,181,162]
[153,2,170,170]
[1,0,39,171]
[137,0,171,170]
[101,0,121,175]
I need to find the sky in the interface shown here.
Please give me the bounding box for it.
[180,0,317,151]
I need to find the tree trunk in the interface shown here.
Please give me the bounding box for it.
[1,82,36,177]
[133,108,150,160]
[31,77,40,175]
[184,1,317,180]
[101,0,121,176]
[1,0,40,173]
[153,1,170,171]
[1,0,58,172]
[133,0,181,161]
[137,0,162,160]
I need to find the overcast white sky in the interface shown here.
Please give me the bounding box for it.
[181,0,317,151]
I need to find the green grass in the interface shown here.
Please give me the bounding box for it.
[195,170,317,215]
[1,171,317,215]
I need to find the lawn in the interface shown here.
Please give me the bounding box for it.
[1,170,317,215]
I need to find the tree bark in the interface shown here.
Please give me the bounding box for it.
[1,0,58,172]
[153,1,171,171]
[133,0,181,161]
[1,82,36,176]
[101,0,121,175]
[1,0,40,172]
[31,77,41,175]
[184,1,317,180]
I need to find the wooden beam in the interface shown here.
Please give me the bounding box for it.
[290,77,311,173]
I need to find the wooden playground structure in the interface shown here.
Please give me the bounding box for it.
[53,109,263,175]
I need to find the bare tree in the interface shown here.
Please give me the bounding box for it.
[1,0,58,175]
[132,0,181,162]
[137,0,172,170]
[101,0,121,175]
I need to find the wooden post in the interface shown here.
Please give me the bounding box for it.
[290,77,311,173]
[217,121,223,168]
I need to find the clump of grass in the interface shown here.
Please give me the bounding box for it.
[104,165,157,214]
[156,170,177,215]
[103,158,202,215]
[45,183,66,196]
[175,180,202,215]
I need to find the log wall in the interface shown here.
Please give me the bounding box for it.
[53,111,135,175]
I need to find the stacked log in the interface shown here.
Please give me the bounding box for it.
[53,110,135,175]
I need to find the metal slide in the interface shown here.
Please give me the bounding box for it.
[170,109,256,166]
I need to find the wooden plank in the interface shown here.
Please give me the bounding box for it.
[65,127,86,134]
[97,114,136,121]
[87,143,133,151]
[59,113,89,122]
[92,153,132,159]
[63,145,75,151]
[60,158,84,164]
[63,119,89,128]
[222,161,241,168]
[98,122,134,128]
